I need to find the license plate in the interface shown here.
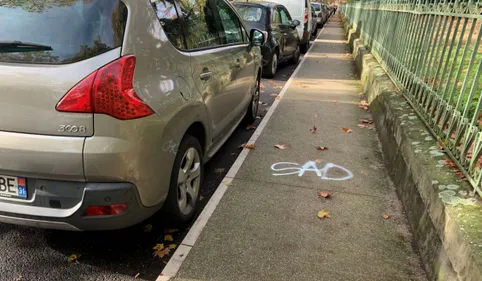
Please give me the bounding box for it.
[0,175,27,199]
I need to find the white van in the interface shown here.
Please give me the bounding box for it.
[270,0,313,53]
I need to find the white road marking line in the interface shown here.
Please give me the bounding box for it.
[157,26,327,281]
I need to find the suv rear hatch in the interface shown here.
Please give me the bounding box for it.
[0,0,127,137]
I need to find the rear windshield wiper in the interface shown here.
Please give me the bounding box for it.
[0,41,53,52]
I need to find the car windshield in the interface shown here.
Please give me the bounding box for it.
[0,0,127,64]
[234,5,264,22]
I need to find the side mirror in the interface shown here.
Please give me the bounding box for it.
[250,29,267,46]
[292,19,301,27]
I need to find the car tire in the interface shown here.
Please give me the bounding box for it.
[290,46,300,64]
[263,52,278,78]
[243,76,260,124]
[162,134,203,227]
[300,42,309,54]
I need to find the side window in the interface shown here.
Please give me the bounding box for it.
[151,0,185,49]
[279,8,291,25]
[177,0,222,49]
[272,8,281,25]
[214,0,244,44]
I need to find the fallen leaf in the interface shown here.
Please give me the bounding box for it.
[153,248,171,258]
[317,210,331,219]
[361,119,374,124]
[143,224,153,233]
[359,105,369,110]
[199,195,204,201]
[332,100,338,103]
[270,94,278,97]
[16,275,23,281]
[260,83,265,89]
[360,100,369,106]
[274,144,289,150]
[135,273,140,279]
[315,159,323,163]
[342,128,353,133]
[317,192,332,198]
[310,126,317,134]
[68,254,81,263]
[214,168,225,173]
[153,243,165,251]
[383,215,390,219]
[168,244,177,250]
[316,146,328,151]
[164,235,174,242]
[239,143,255,149]
[167,228,178,233]
[246,124,257,131]
[314,114,319,118]
[225,182,233,187]
[295,82,310,88]
[357,124,366,128]
[275,95,280,100]
[274,85,283,89]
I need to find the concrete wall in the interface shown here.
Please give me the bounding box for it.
[342,19,482,281]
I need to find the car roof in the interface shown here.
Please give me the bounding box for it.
[231,0,280,8]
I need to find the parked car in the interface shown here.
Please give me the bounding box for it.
[233,1,301,78]
[271,0,313,53]
[321,3,331,19]
[0,0,266,231]
[310,8,318,36]
[311,2,327,27]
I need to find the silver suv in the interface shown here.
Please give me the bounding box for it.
[0,0,264,230]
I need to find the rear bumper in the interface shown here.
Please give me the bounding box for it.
[0,181,161,231]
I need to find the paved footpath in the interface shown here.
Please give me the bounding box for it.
[167,17,428,281]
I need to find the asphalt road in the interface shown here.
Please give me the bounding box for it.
[0,56,302,281]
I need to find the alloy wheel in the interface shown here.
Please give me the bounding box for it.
[177,147,201,215]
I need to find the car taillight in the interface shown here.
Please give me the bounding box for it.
[84,204,127,216]
[56,56,154,120]
[318,12,322,17]
[304,9,309,24]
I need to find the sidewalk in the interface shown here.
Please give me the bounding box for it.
[166,18,427,281]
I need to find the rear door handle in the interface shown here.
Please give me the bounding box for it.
[200,72,212,81]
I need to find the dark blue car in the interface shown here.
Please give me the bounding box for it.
[233,1,301,78]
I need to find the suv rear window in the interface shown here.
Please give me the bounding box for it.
[0,0,127,64]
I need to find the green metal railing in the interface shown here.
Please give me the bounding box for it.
[342,0,482,196]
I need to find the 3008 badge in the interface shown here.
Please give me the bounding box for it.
[58,125,87,133]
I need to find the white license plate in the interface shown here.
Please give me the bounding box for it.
[0,175,27,199]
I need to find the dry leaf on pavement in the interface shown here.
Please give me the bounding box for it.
[153,248,170,258]
[317,210,331,219]
[135,273,140,279]
[342,128,353,133]
[167,228,178,233]
[168,244,177,250]
[315,159,322,163]
[270,94,278,97]
[317,192,332,198]
[67,254,81,263]
[239,143,255,149]
[360,100,369,106]
[246,124,257,131]
[310,126,317,134]
[164,235,173,242]
[274,144,289,150]
[260,83,265,88]
[383,215,390,220]
[199,195,204,201]
[361,119,374,124]
[225,182,233,187]
[316,146,328,151]
[153,243,164,251]
[214,168,225,173]
[16,275,23,281]
[314,114,319,118]
[143,224,153,233]
[357,124,366,128]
